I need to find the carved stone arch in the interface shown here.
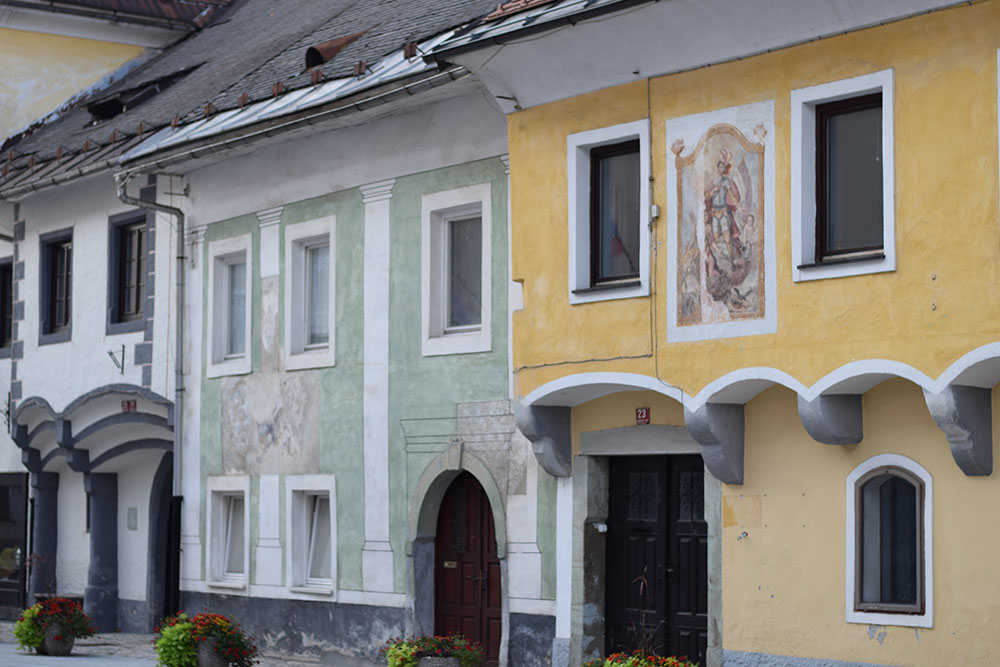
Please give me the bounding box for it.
[408,443,507,558]
[407,444,509,645]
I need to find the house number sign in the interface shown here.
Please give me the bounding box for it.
[635,407,650,425]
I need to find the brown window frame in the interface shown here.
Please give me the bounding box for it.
[117,222,147,321]
[49,239,72,333]
[589,139,640,287]
[853,465,925,615]
[815,92,883,262]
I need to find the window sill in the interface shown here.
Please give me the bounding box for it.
[207,579,246,590]
[206,356,251,379]
[846,609,931,628]
[284,347,335,372]
[572,279,641,295]
[106,318,146,336]
[422,329,491,357]
[289,585,333,596]
[39,329,71,346]
[797,252,885,270]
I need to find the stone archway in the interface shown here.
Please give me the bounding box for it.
[408,444,509,664]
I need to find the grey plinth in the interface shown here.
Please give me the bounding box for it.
[84,472,119,632]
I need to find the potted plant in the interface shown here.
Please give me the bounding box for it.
[582,650,700,667]
[154,611,260,667]
[14,597,96,656]
[382,634,484,667]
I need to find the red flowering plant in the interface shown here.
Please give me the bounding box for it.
[581,650,699,667]
[154,611,259,667]
[381,634,484,667]
[14,597,96,650]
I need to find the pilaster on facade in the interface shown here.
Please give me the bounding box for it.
[360,179,396,593]
[10,219,24,405]
[256,206,283,280]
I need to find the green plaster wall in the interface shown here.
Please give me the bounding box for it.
[197,190,367,591]
[389,157,510,589]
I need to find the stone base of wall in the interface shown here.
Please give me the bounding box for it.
[723,650,903,667]
[117,598,151,634]
[509,612,555,665]
[182,591,403,665]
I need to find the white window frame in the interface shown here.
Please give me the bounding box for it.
[567,119,650,304]
[791,69,895,282]
[283,217,336,371]
[206,475,250,590]
[285,474,337,597]
[421,183,492,357]
[845,453,932,628]
[206,234,252,378]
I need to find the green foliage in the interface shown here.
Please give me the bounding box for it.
[154,611,259,667]
[581,651,699,667]
[15,598,96,651]
[13,604,44,650]
[382,635,484,667]
[154,618,197,667]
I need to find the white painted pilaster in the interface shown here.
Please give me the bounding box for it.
[256,206,282,278]
[180,224,206,586]
[255,474,282,586]
[360,179,395,593]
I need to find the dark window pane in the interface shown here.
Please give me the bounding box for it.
[592,141,640,284]
[819,96,883,257]
[679,470,704,522]
[448,217,482,329]
[628,472,659,522]
[0,265,12,347]
[860,472,918,606]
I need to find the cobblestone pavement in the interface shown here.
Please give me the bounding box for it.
[0,621,336,666]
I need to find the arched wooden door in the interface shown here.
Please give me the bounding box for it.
[434,472,501,667]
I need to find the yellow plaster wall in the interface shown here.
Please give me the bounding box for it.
[509,1,1000,398]
[0,28,144,139]
[722,380,1000,664]
[570,389,685,454]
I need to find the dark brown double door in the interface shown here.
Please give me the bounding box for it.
[606,455,707,663]
[435,472,501,667]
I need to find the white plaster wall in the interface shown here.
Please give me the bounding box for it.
[55,468,89,596]
[116,450,163,602]
[15,173,176,409]
[186,91,507,225]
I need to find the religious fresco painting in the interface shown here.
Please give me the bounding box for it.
[671,123,766,327]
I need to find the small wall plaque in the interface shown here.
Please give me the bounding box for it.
[636,407,650,425]
[442,560,458,569]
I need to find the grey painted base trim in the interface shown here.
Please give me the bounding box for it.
[723,650,903,667]
[183,591,401,665]
[509,613,554,666]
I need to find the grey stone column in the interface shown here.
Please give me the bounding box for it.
[29,472,59,601]
[84,473,118,632]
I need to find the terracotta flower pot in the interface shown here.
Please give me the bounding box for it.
[38,624,75,656]
[197,639,229,667]
[417,657,461,667]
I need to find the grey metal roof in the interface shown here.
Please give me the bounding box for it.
[430,0,638,57]
[1,0,499,197]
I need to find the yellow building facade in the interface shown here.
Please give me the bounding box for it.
[442,1,1000,665]
[0,27,144,140]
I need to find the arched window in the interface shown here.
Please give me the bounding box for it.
[846,455,932,627]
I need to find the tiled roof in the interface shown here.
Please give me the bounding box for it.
[0,0,498,197]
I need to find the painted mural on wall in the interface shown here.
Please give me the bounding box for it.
[666,101,776,342]
[673,124,764,324]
